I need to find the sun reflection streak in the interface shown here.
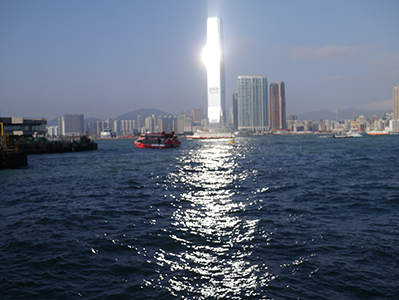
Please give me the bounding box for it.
[151,141,275,298]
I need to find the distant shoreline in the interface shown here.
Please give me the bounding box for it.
[91,132,337,141]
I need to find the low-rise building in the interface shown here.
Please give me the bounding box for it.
[0,117,47,137]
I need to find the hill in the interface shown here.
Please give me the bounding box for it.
[116,108,176,121]
[297,109,335,121]
[84,117,102,128]
[47,118,59,126]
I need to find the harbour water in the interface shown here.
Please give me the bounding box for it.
[1,135,398,299]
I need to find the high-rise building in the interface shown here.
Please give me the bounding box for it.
[192,107,203,125]
[57,117,64,136]
[181,109,190,119]
[145,116,153,132]
[232,92,238,130]
[270,82,286,130]
[394,85,399,120]
[158,115,163,132]
[161,115,174,133]
[204,17,226,128]
[237,75,268,131]
[63,114,84,136]
[337,108,342,122]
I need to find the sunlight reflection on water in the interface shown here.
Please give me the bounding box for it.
[153,140,275,298]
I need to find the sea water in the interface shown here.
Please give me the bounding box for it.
[1,135,398,299]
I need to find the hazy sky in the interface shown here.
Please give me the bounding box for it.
[1,0,398,120]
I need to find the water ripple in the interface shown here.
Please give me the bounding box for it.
[1,136,399,299]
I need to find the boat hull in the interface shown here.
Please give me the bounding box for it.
[367,132,389,135]
[186,132,235,139]
[333,134,350,138]
[187,136,233,139]
[134,142,180,149]
[134,132,181,149]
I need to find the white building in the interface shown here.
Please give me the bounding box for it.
[389,119,398,132]
[203,17,226,129]
[47,126,58,136]
[145,116,153,132]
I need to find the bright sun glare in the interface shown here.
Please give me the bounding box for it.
[202,18,221,68]
[202,44,221,68]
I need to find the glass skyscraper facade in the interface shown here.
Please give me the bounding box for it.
[237,75,268,131]
[204,17,226,128]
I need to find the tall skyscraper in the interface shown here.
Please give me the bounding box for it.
[337,108,342,122]
[232,92,238,130]
[270,82,286,130]
[204,17,226,128]
[394,85,399,120]
[237,75,268,131]
[192,107,203,125]
[57,117,64,136]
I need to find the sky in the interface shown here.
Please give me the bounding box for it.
[1,0,398,120]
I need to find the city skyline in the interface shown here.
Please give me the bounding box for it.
[1,1,398,120]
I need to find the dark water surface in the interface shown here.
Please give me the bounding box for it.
[1,135,398,299]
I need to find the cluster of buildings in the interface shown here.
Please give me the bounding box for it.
[284,111,398,134]
[47,114,84,137]
[285,85,399,134]
[232,76,286,132]
[3,17,397,143]
[203,18,286,133]
[46,80,397,138]
[44,16,398,138]
[86,107,204,138]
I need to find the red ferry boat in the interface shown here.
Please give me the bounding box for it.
[134,132,181,149]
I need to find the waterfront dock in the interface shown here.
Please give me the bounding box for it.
[18,136,98,155]
[0,118,98,169]
[0,137,97,169]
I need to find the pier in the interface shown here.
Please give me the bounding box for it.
[0,137,98,169]
[18,136,98,155]
[0,118,98,169]
[1,131,97,170]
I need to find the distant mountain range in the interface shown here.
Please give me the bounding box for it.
[297,106,392,121]
[115,108,175,121]
[296,99,393,121]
